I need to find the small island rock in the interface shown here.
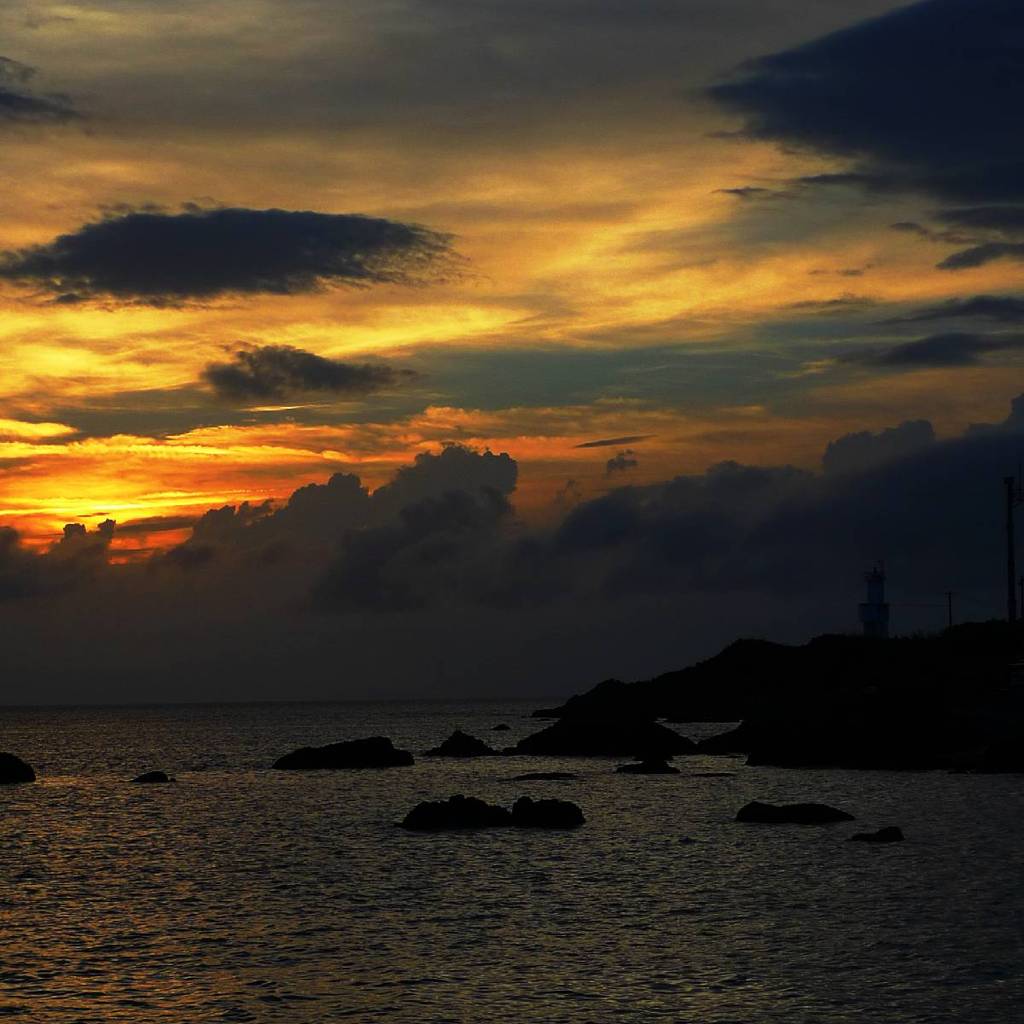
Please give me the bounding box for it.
[274,736,414,770]
[510,771,578,781]
[849,826,904,843]
[615,758,680,775]
[511,796,585,828]
[0,752,35,785]
[131,770,174,784]
[736,800,854,824]
[401,795,512,830]
[400,794,585,830]
[425,729,498,758]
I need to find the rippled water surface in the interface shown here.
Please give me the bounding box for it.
[1,701,1022,1022]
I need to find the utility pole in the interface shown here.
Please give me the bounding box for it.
[946,590,954,630]
[1007,476,1023,624]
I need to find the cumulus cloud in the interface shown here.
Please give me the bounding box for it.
[0,56,77,125]
[710,1,1024,203]
[0,206,456,304]
[0,519,114,602]
[201,344,417,403]
[606,449,639,475]
[160,443,516,571]
[822,420,935,477]
[841,332,1024,368]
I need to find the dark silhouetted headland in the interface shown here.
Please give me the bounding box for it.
[534,621,1024,771]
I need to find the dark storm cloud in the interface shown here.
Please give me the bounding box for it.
[822,420,935,477]
[0,207,456,304]
[316,396,1024,613]
[313,486,513,611]
[606,449,639,475]
[841,332,1024,369]
[0,56,77,125]
[201,345,417,403]
[575,435,654,449]
[0,520,114,602]
[160,444,517,571]
[887,295,1024,325]
[710,0,1024,203]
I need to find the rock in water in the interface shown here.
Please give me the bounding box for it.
[274,736,414,770]
[514,717,695,757]
[400,794,586,830]
[0,752,35,785]
[131,770,174,784]
[511,796,585,828]
[509,771,578,781]
[492,724,511,731]
[736,800,854,824]
[400,795,512,830]
[849,826,904,843]
[425,729,498,757]
[615,758,679,775]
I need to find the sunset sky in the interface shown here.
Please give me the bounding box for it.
[3,0,1024,701]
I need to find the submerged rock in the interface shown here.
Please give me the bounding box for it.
[0,752,35,785]
[509,771,578,781]
[514,717,695,758]
[736,800,854,824]
[131,770,174,784]
[849,826,904,843]
[425,729,499,758]
[273,736,414,770]
[400,794,585,830]
[615,758,680,775]
[511,796,585,828]
[401,795,511,830]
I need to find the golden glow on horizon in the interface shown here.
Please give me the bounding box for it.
[3,43,1022,553]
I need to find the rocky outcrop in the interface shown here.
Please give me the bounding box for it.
[400,795,511,830]
[131,770,174,784]
[0,752,35,785]
[509,771,578,781]
[849,826,904,843]
[530,623,1024,763]
[514,717,695,758]
[425,729,499,757]
[736,800,854,824]
[510,796,585,828]
[273,736,414,770]
[615,758,679,775]
[400,794,585,830]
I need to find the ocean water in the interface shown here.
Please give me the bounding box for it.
[0,700,1022,1023]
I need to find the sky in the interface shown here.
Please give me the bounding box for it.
[2,0,1024,702]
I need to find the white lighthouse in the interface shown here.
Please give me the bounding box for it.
[858,563,890,639]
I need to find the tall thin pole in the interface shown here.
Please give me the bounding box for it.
[1007,476,1018,624]
[946,590,954,629]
